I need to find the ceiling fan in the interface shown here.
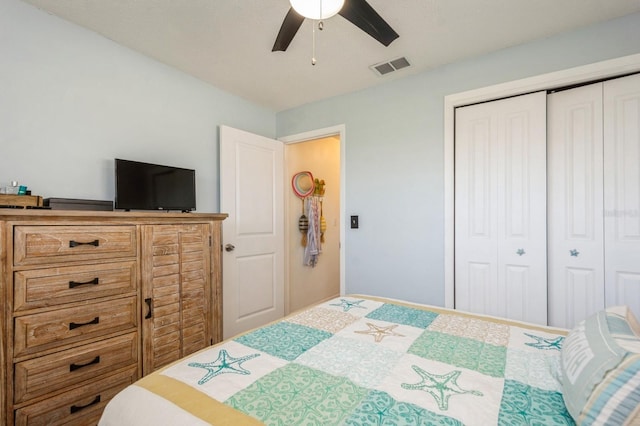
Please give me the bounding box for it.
[272,0,399,52]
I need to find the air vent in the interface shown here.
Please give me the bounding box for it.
[370,57,411,76]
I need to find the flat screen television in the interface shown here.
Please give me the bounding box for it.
[114,158,196,212]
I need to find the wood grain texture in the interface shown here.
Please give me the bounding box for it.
[13,296,137,358]
[142,223,213,374]
[14,332,138,403]
[14,261,137,311]
[1,211,225,424]
[13,366,138,426]
[14,225,137,266]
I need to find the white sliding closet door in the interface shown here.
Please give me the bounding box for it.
[455,92,547,324]
[604,73,640,318]
[547,73,640,326]
[548,83,605,329]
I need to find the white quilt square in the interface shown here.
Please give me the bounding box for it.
[161,340,288,402]
[427,313,510,346]
[335,317,423,352]
[295,334,403,388]
[287,306,360,334]
[508,326,565,353]
[319,297,384,317]
[377,353,504,426]
[504,348,563,392]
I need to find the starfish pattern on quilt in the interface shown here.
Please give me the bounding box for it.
[401,365,483,411]
[354,322,405,342]
[330,298,367,312]
[524,333,564,350]
[188,349,260,385]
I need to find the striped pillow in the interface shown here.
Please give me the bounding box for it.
[561,306,640,425]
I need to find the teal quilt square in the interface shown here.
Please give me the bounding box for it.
[234,322,332,361]
[409,331,506,378]
[366,304,438,329]
[498,380,575,425]
[345,389,462,426]
[225,363,368,425]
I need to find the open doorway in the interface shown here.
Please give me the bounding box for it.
[284,134,341,314]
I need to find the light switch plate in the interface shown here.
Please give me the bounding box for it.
[350,215,359,229]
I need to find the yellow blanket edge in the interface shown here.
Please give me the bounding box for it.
[135,374,264,426]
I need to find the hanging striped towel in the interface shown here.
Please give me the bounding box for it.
[304,196,322,267]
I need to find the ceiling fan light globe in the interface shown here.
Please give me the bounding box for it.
[290,0,345,20]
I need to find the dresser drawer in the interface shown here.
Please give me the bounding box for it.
[15,332,138,403]
[14,261,137,311]
[14,365,137,426]
[14,225,137,266]
[14,297,137,358]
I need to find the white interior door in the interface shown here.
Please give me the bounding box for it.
[604,73,640,319]
[220,125,284,339]
[547,83,605,329]
[455,92,547,324]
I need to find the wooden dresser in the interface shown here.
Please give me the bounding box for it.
[0,210,226,425]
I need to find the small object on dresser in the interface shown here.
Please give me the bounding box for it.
[44,198,114,211]
[0,194,43,208]
[3,180,20,194]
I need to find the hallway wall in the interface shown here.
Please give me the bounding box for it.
[286,136,341,312]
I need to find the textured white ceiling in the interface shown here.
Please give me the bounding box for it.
[21,0,640,111]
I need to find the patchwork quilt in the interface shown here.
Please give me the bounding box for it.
[99,295,575,425]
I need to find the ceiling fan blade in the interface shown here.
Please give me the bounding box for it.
[339,0,399,47]
[272,8,305,52]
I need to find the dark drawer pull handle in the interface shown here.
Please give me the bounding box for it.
[69,317,99,330]
[68,277,99,289]
[69,239,100,248]
[70,356,100,372]
[70,395,101,414]
[145,297,153,319]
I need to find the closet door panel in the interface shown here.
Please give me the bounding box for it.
[498,103,547,324]
[604,73,640,319]
[455,111,498,316]
[467,262,495,315]
[565,268,600,323]
[611,272,640,316]
[547,83,605,328]
[503,265,530,321]
[455,92,547,324]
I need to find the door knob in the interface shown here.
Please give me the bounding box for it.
[225,244,235,252]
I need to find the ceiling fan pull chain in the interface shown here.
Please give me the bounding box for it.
[310,1,324,65]
[317,1,324,31]
[311,19,317,65]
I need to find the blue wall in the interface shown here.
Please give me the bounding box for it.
[277,12,640,305]
[0,0,275,213]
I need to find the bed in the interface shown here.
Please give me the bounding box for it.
[99,295,640,425]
